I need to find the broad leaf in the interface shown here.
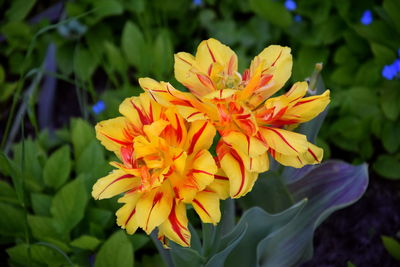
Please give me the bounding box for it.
[257,160,368,266]
[43,145,71,189]
[95,231,134,267]
[50,178,88,233]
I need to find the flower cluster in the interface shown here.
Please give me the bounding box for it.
[92,38,330,247]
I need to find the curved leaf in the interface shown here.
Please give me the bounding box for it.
[224,200,307,267]
[257,160,368,267]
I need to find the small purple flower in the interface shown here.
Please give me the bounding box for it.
[382,65,397,80]
[294,15,302,22]
[360,10,373,25]
[92,100,106,114]
[193,0,202,6]
[285,0,297,11]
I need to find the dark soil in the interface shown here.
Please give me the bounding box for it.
[302,175,400,267]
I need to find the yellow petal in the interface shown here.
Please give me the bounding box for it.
[119,93,161,128]
[271,142,323,168]
[218,145,258,198]
[140,78,211,122]
[248,45,292,106]
[284,81,308,102]
[185,121,216,155]
[203,89,237,100]
[158,201,191,247]
[95,117,133,154]
[207,169,230,200]
[174,52,214,97]
[191,149,218,191]
[192,191,221,225]
[92,169,140,200]
[195,38,238,75]
[116,192,142,234]
[135,186,173,234]
[282,90,330,123]
[222,131,267,158]
[259,127,308,156]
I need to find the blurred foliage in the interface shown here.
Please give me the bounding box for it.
[1,0,399,179]
[0,0,399,265]
[0,119,157,266]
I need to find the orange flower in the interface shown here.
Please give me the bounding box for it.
[92,93,229,247]
[141,38,330,198]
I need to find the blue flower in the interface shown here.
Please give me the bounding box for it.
[294,15,302,22]
[382,65,397,80]
[285,0,297,11]
[360,10,373,25]
[193,0,202,6]
[92,100,106,114]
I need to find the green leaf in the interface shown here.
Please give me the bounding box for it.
[0,65,4,83]
[95,231,134,267]
[240,172,294,214]
[224,200,306,267]
[87,207,113,229]
[170,245,203,267]
[121,21,146,69]
[383,0,400,33]
[373,155,400,180]
[5,0,37,21]
[347,261,357,267]
[73,46,99,80]
[50,178,88,233]
[0,202,26,237]
[31,193,52,216]
[381,235,400,261]
[6,244,33,266]
[129,234,150,251]
[380,84,400,121]
[43,145,71,189]
[56,43,74,75]
[257,161,368,266]
[152,29,173,79]
[12,139,46,192]
[205,223,247,267]
[93,0,123,20]
[370,43,397,66]
[353,21,400,49]
[76,140,107,177]
[250,0,292,28]
[104,41,127,73]
[0,180,18,204]
[71,118,95,158]
[28,215,61,241]
[382,121,400,153]
[293,46,329,81]
[70,235,101,250]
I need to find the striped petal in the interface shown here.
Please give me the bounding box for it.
[222,131,267,158]
[158,201,191,247]
[116,192,142,234]
[185,121,216,155]
[271,142,323,168]
[192,191,221,225]
[248,45,292,107]
[281,90,330,124]
[259,127,308,156]
[92,169,140,200]
[135,186,173,234]
[207,168,230,200]
[191,149,218,191]
[195,38,238,75]
[95,117,133,154]
[217,143,259,198]
[119,93,161,129]
[139,78,211,122]
[174,52,214,97]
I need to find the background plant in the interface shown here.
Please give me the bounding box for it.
[0,0,399,266]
